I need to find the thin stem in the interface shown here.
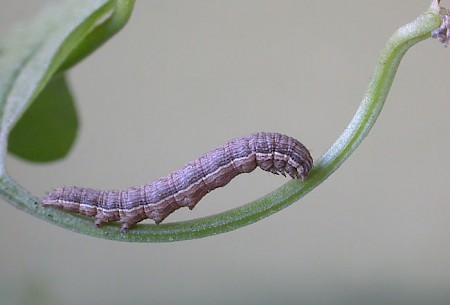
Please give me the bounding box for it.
[2,1,443,242]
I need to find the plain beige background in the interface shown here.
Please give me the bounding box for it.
[1,1,450,304]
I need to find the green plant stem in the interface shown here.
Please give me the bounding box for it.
[3,1,443,242]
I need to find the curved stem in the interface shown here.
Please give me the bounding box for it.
[3,1,443,242]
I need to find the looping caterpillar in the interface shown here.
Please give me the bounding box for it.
[42,132,313,232]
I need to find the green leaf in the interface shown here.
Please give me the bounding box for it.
[8,75,78,162]
[0,0,115,166]
[1,0,134,162]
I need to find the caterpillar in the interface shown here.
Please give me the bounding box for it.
[42,132,313,232]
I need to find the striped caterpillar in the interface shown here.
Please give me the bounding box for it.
[43,132,313,232]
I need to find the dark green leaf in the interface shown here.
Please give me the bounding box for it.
[8,75,78,162]
[0,0,113,165]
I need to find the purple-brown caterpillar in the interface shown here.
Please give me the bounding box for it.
[43,132,313,232]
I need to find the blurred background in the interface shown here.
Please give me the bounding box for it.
[1,1,450,304]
